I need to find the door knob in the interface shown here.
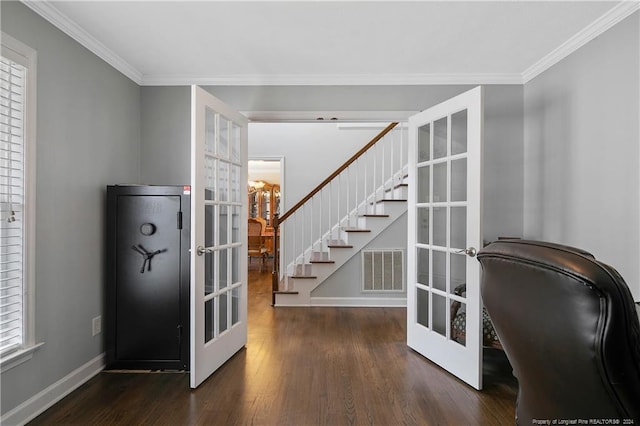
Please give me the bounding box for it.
[456,247,477,257]
[196,246,213,256]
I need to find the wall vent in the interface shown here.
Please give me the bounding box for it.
[362,249,404,292]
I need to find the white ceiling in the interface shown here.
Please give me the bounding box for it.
[248,159,281,185]
[23,1,638,86]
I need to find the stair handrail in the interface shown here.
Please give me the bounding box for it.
[271,122,399,302]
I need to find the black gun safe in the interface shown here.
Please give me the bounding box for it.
[106,185,190,370]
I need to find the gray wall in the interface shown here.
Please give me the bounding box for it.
[248,122,383,210]
[1,2,141,416]
[206,84,512,115]
[140,86,190,185]
[523,11,640,299]
[209,84,525,243]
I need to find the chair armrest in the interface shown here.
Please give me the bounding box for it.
[453,283,466,297]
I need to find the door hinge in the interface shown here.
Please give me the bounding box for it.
[177,324,182,344]
[177,211,183,229]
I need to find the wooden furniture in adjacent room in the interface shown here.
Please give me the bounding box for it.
[248,218,268,271]
[248,181,280,232]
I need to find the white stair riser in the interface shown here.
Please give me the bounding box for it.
[294,263,312,276]
[326,248,352,265]
[392,185,409,199]
[276,289,312,306]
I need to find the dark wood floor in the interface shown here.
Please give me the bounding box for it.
[30,261,517,425]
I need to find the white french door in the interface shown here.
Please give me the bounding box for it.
[190,86,248,388]
[407,86,484,389]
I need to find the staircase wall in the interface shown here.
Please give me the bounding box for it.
[249,123,385,212]
[310,212,407,307]
[218,85,524,243]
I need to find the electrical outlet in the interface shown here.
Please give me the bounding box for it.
[92,316,102,336]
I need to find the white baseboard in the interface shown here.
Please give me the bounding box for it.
[2,353,105,426]
[310,297,407,307]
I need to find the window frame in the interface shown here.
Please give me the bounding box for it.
[1,32,39,372]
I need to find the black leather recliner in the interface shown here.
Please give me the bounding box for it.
[477,239,640,425]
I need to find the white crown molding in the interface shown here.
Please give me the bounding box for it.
[522,1,640,83]
[242,110,417,122]
[141,73,524,86]
[20,0,143,85]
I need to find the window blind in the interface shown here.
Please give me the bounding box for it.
[0,56,26,355]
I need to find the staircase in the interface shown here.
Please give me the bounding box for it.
[271,123,408,306]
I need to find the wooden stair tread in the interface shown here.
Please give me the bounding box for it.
[289,275,317,279]
[310,260,335,264]
[326,238,353,248]
[344,228,371,233]
[273,290,299,294]
[362,214,389,218]
[375,198,407,203]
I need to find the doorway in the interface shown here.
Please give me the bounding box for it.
[248,158,283,272]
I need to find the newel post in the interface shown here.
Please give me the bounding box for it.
[271,213,280,306]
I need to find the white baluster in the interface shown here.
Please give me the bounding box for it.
[337,173,341,238]
[310,197,314,252]
[319,189,323,252]
[390,131,395,192]
[301,204,305,267]
[401,124,406,177]
[355,159,359,220]
[347,167,351,229]
[380,141,384,200]
[364,150,369,215]
[293,212,297,273]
